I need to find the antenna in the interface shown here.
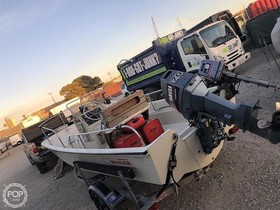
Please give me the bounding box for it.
[151,16,159,39]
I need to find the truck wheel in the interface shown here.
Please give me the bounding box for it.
[27,156,35,165]
[35,162,48,174]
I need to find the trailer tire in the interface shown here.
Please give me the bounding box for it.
[35,162,48,174]
[89,190,110,210]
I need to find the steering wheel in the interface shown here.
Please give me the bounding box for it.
[82,102,102,121]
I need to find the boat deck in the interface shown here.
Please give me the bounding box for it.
[43,96,189,151]
[45,119,190,150]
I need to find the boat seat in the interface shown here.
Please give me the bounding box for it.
[100,90,149,128]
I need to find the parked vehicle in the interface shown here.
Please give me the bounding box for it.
[22,114,69,174]
[121,82,131,97]
[187,10,246,41]
[9,134,23,147]
[22,115,41,128]
[0,138,8,154]
[118,20,250,94]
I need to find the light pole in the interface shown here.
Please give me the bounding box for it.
[48,92,57,104]
[107,72,113,80]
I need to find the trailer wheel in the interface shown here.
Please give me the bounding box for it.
[89,190,110,210]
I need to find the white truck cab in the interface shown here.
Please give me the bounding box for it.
[9,134,23,146]
[177,21,251,72]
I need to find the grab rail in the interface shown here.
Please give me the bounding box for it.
[68,135,86,149]
[65,96,102,124]
[41,120,146,149]
[69,125,146,148]
[39,113,69,148]
[145,89,172,112]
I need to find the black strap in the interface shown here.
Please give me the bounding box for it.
[156,135,180,199]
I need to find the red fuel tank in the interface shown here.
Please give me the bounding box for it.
[125,115,145,132]
[113,133,143,148]
[141,118,164,144]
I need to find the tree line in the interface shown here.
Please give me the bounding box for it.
[60,75,102,100]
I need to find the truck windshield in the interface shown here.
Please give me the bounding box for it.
[199,22,236,48]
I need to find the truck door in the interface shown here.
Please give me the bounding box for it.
[177,35,208,72]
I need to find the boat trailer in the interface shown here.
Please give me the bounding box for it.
[73,159,212,210]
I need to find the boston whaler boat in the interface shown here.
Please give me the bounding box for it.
[41,60,280,209]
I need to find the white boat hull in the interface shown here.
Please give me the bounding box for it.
[42,106,223,185]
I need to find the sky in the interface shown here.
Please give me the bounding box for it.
[0,0,255,126]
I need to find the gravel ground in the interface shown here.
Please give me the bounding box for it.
[0,45,280,210]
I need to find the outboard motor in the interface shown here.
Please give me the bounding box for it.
[161,60,280,153]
